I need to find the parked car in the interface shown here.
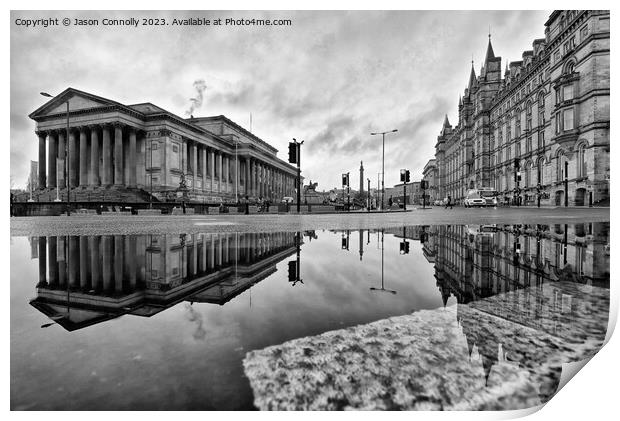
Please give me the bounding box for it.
[464,190,487,208]
[464,189,498,207]
[281,196,294,204]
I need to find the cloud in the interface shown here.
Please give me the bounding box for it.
[10,10,550,189]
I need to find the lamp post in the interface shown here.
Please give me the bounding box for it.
[41,92,70,215]
[370,129,397,210]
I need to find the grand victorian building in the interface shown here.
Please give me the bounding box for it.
[28,88,299,204]
[431,10,609,206]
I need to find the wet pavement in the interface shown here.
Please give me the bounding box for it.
[10,220,610,410]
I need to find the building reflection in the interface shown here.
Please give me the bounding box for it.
[388,222,610,402]
[31,232,301,331]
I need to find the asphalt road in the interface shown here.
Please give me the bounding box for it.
[10,207,610,236]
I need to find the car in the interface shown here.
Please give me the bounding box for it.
[464,189,489,208]
[281,197,294,204]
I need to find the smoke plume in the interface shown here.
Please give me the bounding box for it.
[185,79,207,116]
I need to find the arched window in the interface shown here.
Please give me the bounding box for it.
[564,61,575,74]
[557,152,567,181]
[537,158,544,184]
[577,143,587,177]
[526,101,533,132]
[524,162,530,187]
[515,109,521,138]
[538,91,546,128]
[560,16,566,30]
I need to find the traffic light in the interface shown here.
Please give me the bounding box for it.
[405,170,410,183]
[288,260,297,283]
[399,240,410,254]
[288,142,298,164]
[341,236,349,250]
[514,158,520,169]
[342,173,349,187]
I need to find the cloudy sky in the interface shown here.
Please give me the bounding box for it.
[11,10,549,190]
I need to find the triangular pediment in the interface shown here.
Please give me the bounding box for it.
[29,88,123,120]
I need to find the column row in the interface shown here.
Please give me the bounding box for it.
[37,123,141,189]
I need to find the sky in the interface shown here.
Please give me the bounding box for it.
[10,10,550,190]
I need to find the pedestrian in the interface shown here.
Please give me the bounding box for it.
[181,200,186,214]
[244,195,250,215]
[445,195,453,209]
[388,196,393,208]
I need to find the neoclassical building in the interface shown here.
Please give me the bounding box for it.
[431,10,609,206]
[28,88,299,203]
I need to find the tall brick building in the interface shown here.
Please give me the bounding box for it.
[431,10,609,206]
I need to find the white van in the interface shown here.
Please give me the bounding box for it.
[464,188,498,207]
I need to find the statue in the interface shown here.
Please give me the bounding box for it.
[304,180,319,193]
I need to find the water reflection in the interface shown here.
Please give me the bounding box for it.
[30,232,301,331]
[15,223,610,410]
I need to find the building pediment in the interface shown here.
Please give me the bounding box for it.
[29,88,124,120]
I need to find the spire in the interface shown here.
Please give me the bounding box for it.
[485,31,495,62]
[443,114,450,127]
[468,61,477,90]
[458,95,462,107]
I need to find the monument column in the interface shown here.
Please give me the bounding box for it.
[102,125,112,186]
[89,126,100,187]
[47,131,57,188]
[114,123,124,186]
[79,127,89,187]
[128,127,137,188]
[37,131,47,189]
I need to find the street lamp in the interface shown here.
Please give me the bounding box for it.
[41,92,70,215]
[370,129,397,210]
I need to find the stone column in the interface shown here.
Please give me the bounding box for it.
[182,140,188,175]
[58,132,66,188]
[68,129,78,188]
[218,153,223,193]
[128,128,137,188]
[37,131,47,189]
[191,143,197,188]
[79,127,89,187]
[102,125,112,186]
[89,126,100,186]
[249,159,254,197]
[201,147,207,191]
[244,158,250,197]
[47,131,57,188]
[114,124,124,186]
[209,148,215,192]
